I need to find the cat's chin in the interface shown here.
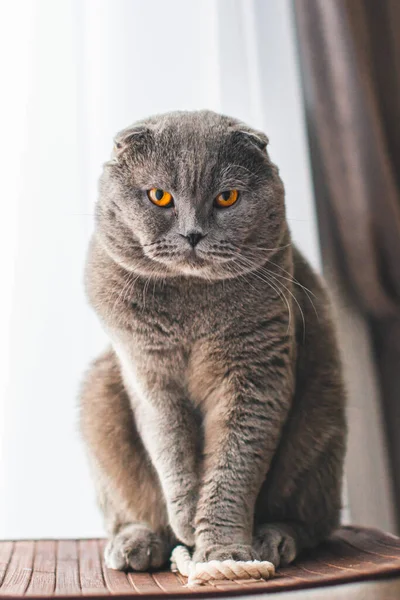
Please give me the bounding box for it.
[177,264,210,277]
[171,256,211,277]
[170,260,247,281]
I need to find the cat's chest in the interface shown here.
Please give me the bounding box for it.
[109,283,231,401]
[108,276,246,354]
[126,284,220,348]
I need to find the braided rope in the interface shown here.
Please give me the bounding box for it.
[170,545,275,586]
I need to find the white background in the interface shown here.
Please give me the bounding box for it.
[0,0,319,538]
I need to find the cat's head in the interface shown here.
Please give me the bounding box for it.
[96,110,287,280]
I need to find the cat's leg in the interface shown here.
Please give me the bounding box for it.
[253,272,346,567]
[191,322,294,563]
[253,422,344,567]
[253,439,343,567]
[79,349,174,570]
[124,359,201,547]
[86,346,201,548]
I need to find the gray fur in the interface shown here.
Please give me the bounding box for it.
[80,110,346,570]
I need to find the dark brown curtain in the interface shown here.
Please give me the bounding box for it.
[293,0,400,527]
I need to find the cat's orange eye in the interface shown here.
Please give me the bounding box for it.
[215,190,239,208]
[147,188,174,207]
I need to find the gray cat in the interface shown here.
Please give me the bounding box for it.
[80,110,346,571]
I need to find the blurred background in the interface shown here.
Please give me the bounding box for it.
[0,0,399,539]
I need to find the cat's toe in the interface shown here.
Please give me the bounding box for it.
[193,543,259,563]
[105,524,169,571]
[253,523,297,568]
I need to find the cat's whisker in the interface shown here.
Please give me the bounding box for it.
[226,261,263,299]
[122,272,142,312]
[259,258,319,321]
[230,241,293,253]
[108,270,135,323]
[152,276,158,304]
[232,242,319,322]
[142,264,160,310]
[233,254,293,335]
[111,271,140,325]
[263,258,317,298]
[243,251,319,322]
[262,268,318,325]
[262,269,306,342]
[236,253,305,340]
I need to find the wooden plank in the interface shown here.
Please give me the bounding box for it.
[128,572,165,594]
[243,573,305,592]
[237,576,281,586]
[98,540,134,595]
[208,578,242,593]
[0,542,14,587]
[55,540,81,596]
[0,540,34,596]
[336,528,400,559]
[151,571,192,594]
[26,540,56,595]
[79,540,109,595]
[313,538,392,572]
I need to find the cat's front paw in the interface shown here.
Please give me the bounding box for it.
[105,524,170,571]
[193,544,259,563]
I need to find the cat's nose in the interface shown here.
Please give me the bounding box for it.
[181,231,205,248]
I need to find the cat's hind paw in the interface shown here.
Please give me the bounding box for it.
[253,523,297,568]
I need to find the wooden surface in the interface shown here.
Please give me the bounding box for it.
[0,526,400,598]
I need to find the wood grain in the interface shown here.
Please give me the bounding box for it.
[0,541,34,596]
[98,540,134,595]
[127,573,163,594]
[0,542,13,588]
[26,540,56,596]
[55,540,81,596]
[78,540,108,595]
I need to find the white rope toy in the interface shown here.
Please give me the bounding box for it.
[170,545,275,587]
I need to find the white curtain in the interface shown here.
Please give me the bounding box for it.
[0,0,319,538]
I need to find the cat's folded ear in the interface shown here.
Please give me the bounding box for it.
[230,124,269,152]
[110,126,153,164]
